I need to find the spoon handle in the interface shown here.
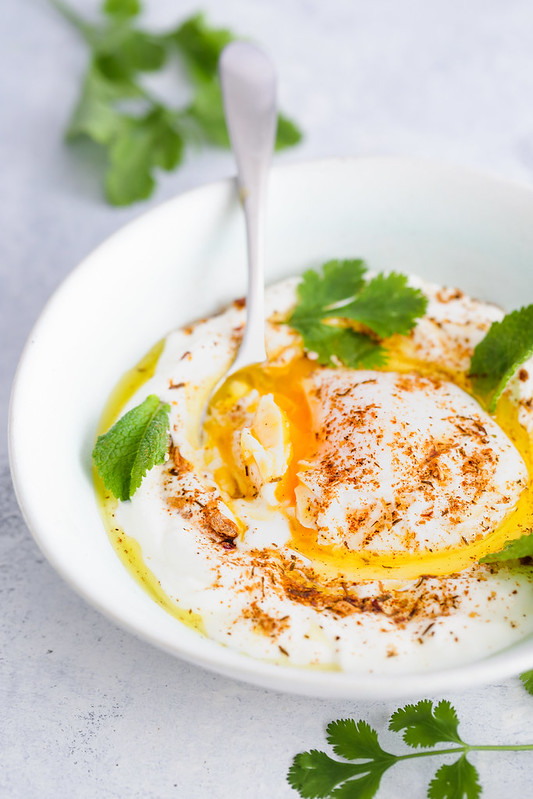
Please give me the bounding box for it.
[219,42,277,372]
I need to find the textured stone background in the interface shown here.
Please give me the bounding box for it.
[2,1,533,796]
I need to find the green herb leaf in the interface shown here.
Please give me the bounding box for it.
[469,305,533,412]
[480,531,533,563]
[92,394,171,501]
[520,670,533,695]
[388,700,463,748]
[428,756,481,799]
[288,260,426,368]
[105,109,184,205]
[295,321,386,369]
[326,719,395,764]
[58,5,302,204]
[288,704,533,799]
[337,272,428,339]
[103,0,141,18]
[287,750,369,798]
[171,12,234,82]
[66,62,140,144]
[275,112,304,151]
[287,748,394,799]
[185,80,230,148]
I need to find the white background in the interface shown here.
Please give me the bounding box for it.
[2,1,533,796]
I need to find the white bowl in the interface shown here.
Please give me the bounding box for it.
[9,157,533,698]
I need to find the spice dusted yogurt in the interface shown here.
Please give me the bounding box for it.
[99,275,533,674]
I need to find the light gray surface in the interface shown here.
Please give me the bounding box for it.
[2,1,533,797]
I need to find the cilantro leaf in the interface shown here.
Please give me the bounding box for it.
[275,113,304,151]
[520,670,533,695]
[185,80,230,148]
[326,719,395,764]
[170,12,234,82]
[337,272,428,339]
[292,260,367,317]
[469,305,533,412]
[388,700,463,748]
[66,62,140,144]
[57,5,302,204]
[103,0,141,18]
[329,771,387,799]
[105,109,183,205]
[480,531,533,563]
[428,756,481,799]
[288,260,425,368]
[92,394,171,501]
[295,321,386,369]
[287,750,370,798]
[95,31,167,81]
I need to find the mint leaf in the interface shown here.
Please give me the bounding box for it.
[520,670,533,695]
[93,394,170,501]
[469,305,533,412]
[288,261,425,368]
[480,531,533,563]
[103,0,141,18]
[428,756,481,799]
[389,700,463,748]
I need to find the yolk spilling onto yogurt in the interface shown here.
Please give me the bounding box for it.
[204,352,533,581]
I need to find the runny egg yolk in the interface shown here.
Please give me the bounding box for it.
[203,354,533,581]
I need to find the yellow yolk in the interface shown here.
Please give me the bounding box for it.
[203,351,533,581]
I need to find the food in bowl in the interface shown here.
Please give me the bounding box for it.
[93,260,533,674]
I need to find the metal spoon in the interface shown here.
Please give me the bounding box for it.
[204,42,277,418]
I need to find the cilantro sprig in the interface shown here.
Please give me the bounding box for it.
[288,700,533,799]
[93,394,171,501]
[469,305,533,412]
[288,260,428,368]
[55,1,302,205]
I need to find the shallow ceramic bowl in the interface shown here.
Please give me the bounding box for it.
[9,157,533,698]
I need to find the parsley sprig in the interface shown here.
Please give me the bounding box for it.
[288,699,533,799]
[288,260,428,368]
[54,0,302,205]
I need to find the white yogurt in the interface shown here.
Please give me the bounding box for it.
[111,275,533,674]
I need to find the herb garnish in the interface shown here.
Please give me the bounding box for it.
[521,670,533,695]
[93,394,170,501]
[288,259,428,368]
[54,0,302,205]
[288,699,533,799]
[469,305,533,412]
[479,530,533,563]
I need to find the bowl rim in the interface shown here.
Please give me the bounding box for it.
[9,154,533,698]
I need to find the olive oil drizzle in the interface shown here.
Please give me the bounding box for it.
[94,339,205,635]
